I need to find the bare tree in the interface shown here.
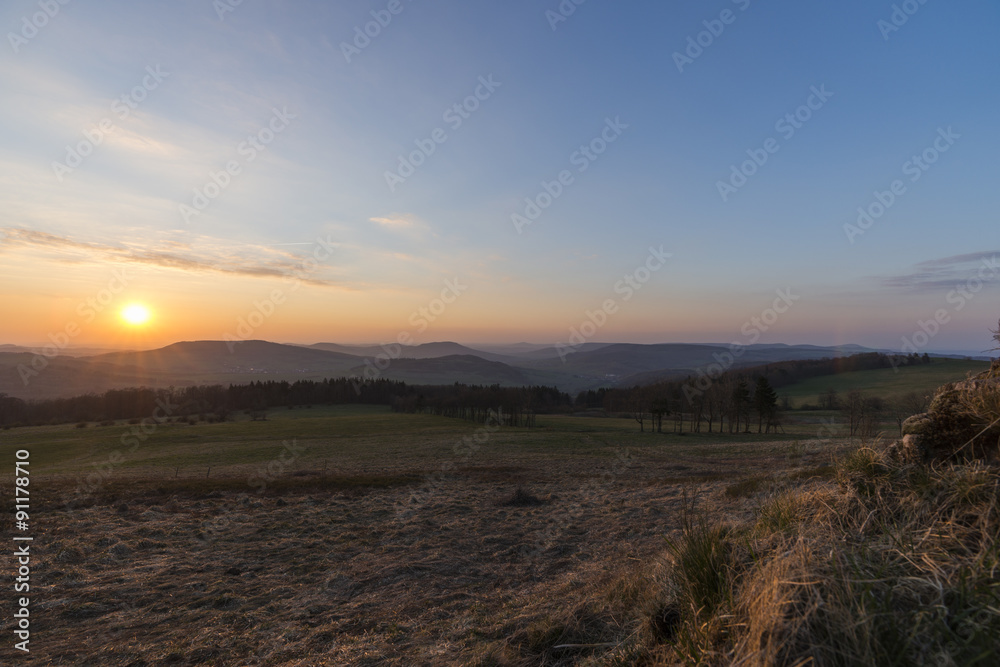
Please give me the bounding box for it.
[629,387,647,432]
[843,390,864,437]
[820,388,840,410]
[858,395,885,440]
[650,397,669,433]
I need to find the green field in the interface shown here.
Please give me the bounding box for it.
[2,404,832,487]
[778,358,988,408]
[7,354,979,487]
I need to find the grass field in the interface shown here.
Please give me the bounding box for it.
[0,406,853,665]
[1,389,996,665]
[778,358,988,407]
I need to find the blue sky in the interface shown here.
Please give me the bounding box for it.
[1,0,998,352]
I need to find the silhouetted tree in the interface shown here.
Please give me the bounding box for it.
[820,388,840,411]
[650,397,670,433]
[732,379,751,433]
[753,377,778,433]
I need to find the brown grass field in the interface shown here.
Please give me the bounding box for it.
[0,404,996,665]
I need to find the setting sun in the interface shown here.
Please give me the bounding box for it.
[121,303,152,326]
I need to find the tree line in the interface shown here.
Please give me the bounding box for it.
[0,378,571,428]
[589,374,782,435]
[0,351,943,432]
[576,351,936,435]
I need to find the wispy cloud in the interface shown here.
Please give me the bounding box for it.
[0,228,340,287]
[369,214,419,229]
[877,250,1000,291]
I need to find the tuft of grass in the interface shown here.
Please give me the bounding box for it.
[754,492,805,534]
[652,450,1000,665]
[658,499,748,663]
[665,520,733,619]
[725,475,768,498]
[497,486,544,507]
[837,445,893,495]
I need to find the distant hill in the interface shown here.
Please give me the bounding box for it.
[307,341,519,364]
[540,343,901,387]
[470,342,615,360]
[0,344,127,357]
[90,340,360,376]
[0,341,363,399]
[522,343,866,379]
[345,354,539,387]
[0,352,165,400]
[2,339,968,401]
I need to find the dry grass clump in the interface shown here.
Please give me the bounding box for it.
[514,445,1000,665]
[635,445,1000,666]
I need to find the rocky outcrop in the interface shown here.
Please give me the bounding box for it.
[894,359,1000,462]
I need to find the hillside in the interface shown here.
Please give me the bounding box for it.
[4,339,976,402]
[0,341,364,399]
[345,354,543,387]
[0,352,167,400]
[777,358,990,407]
[90,340,360,376]
[528,343,884,382]
[308,341,519,364]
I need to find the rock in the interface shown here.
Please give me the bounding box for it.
[885,435,921,464]
[896,360,1000,462]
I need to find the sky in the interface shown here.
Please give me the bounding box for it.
[1,0,998,354]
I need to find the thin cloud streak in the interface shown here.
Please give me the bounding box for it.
[0,228,340,287]
[876,251,1000,292]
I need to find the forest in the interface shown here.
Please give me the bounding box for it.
[0,352,931,434]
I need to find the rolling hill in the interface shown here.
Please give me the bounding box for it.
[307,341,519,364]
[345,354,539,387]
[2,338,985,401]
[523,343,888,383]
[0,341,363,399]
[89,340,360,376]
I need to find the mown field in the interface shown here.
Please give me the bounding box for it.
[0,406,852,666]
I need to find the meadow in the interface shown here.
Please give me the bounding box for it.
[0,405,846,665]
[778,358,988,407]
[1,365,996,665]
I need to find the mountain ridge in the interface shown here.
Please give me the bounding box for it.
[0,339,987,400]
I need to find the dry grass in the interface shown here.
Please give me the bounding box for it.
[633,446,1000,666]
[8,403,998,665]
[458,446,1000,666]
[9,451,760,666]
